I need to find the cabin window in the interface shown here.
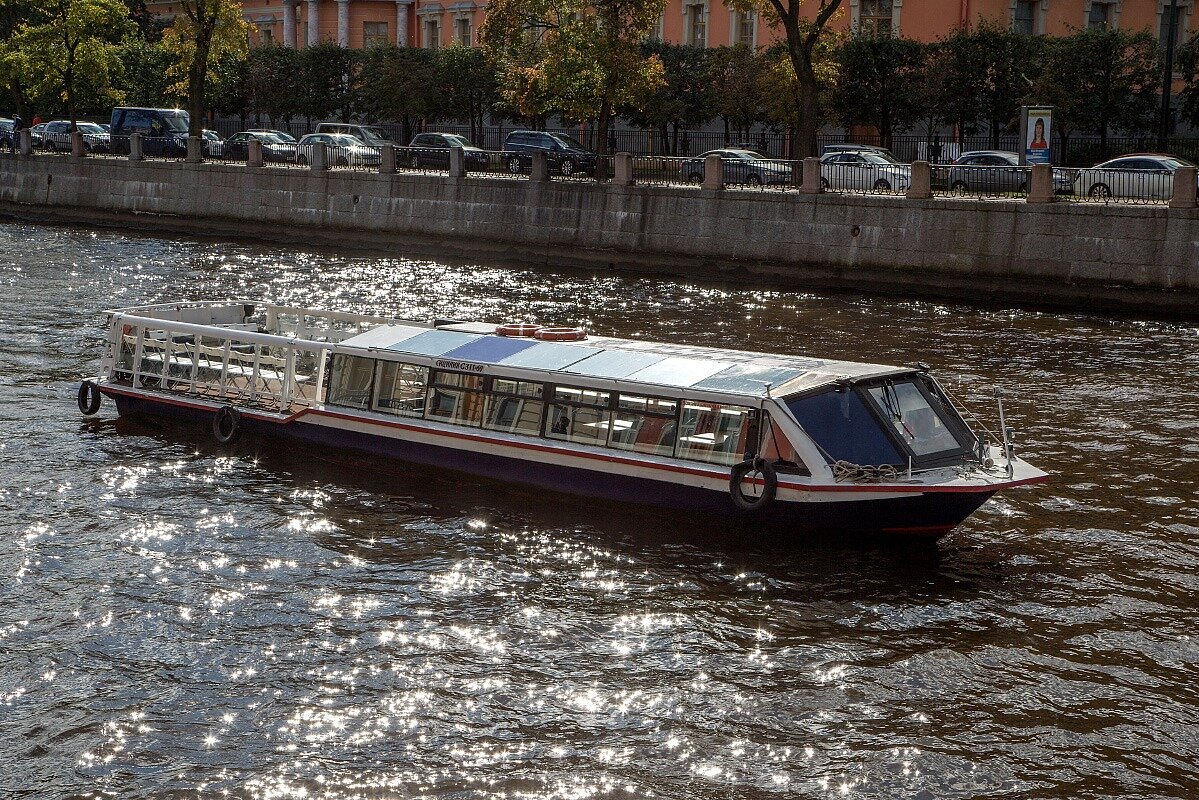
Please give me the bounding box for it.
[327,354,376,409]
[760,413,809,475]
[484,378,545,436]
[425,370,485,427]
[609,394,678,457]
[373,361,428,417]
[866,379,970,458]
[676,401,752,466]
[546,386,611,446]
[785,388,903,465]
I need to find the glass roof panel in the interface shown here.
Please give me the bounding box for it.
[440,336,540,364]
[385,329,481,356]
[498,343,596,370]
[338,324,429,350]
[692,364,815,395]
[562,349,666,379]
[626,357,733,387]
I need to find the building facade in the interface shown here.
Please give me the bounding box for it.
[192,0,1193,50]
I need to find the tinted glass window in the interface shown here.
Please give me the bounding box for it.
[786,388,903,466]
[327,355,375,409]
[866,380,968,457]
[483,378,544,436]
[610,395,677,458]
[546,386,611,447]
[425,371,485,427]
[373,361,428,417]
[676,401,752,466]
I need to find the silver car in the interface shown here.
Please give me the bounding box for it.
[679,149,793,186]
[820,150,910,192]
[42,120,110,153]
[947,150,1073,195]
[296,133,382,167]
[1073,154,1196,201]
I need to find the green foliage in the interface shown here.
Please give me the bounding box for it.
[1180,33,1199,131]
[831,33,927,147]
[208,49,250,123]
[359,45,438,140]
[437,44,499,141]
[709,44,767,138]
[162,0,250,133]
[971,20,1042,145]
[0,0,131,124]
[245,44,303,125]
[115,35,173,107]
[301,42,359,122]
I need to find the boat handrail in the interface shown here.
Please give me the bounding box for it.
[112,312,335,350]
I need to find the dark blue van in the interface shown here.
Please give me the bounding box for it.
[110,107,190,157]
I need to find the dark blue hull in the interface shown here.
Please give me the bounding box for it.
[108,393,994,536]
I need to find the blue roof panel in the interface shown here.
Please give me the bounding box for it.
[440,335,540,364]
[562,349,666,379]
[386,329,481,356]
[498,342,596,370]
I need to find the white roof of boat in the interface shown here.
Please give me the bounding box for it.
[337,322,902,398]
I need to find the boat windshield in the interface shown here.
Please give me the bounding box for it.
[864,378,970,457]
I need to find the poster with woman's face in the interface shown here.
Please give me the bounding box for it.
[1026,111,1051,164]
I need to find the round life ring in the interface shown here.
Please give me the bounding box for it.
[495,323,542,337]
[729,457,777,512]
[533,326,587,342]
[77,380,102,415]
[212,405,242,444]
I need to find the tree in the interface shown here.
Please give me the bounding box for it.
[301,42,359,124]
[208,49,250,127]
[757,37,838,155]
[162,0,250,135]
[831,34,928,149]
[359,45,438,141]
[726,0,843,157]
[709,45,767,144]
[1179,33,1199,132]
[437,44,498,145]
[622,42,713,154]
[116,35,173,107]
[245,44,303,127]
[0,0,130,127]
[479,0,666,154]
[0,0,33,118]
[973,20,1042,148]
[1034,28,1158,155]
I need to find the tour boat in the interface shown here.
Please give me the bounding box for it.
[78,301,1047,537]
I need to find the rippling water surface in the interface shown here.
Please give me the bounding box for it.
[1,221,1197,799]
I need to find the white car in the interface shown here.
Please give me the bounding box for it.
[820,150,911,192]
[42,120,110,153]
[295,133,382,167]
[1073,154,1196,201]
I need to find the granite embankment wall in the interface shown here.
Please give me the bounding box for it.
[2,154,1198,315]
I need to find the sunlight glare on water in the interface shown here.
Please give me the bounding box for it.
[0,222,1197,799]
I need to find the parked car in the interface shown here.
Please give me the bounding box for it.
[820,150,911,191]
[946,150,1073,195]
[295,133,381,166]
[29,122,46,148]
[502,130,597,176]
[821,143,900,162]
[221,130,297,162]
[246,128,297,144]
[1073,154,1196,201]
[41,120,111,153]
[314,122,395,148]
[679,149,792,186]
[404,132,490,170]
[0,118,12,148]
[109,107,190,156]
[201,129,225,157]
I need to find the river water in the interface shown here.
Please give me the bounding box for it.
[0,221,1197,799]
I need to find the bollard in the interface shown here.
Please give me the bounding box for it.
[613,152,633,186]
[530,150,549,181]
[449,146,466,179]
[247,139,263,168]
[800,157,822,194]
[71,131,86,158]
[906,160,933,200]
[702,153,723,190]
[310,142,328,171]
[18,129,32,155]
[1026,163,1054,204]
[379,144,395,174]
[1169,165,1197,209]
[129,133,143,161]
[186,135,203,163]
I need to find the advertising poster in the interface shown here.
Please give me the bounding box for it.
[1024,107,1052,165]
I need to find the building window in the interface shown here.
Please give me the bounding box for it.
[455,15,472,46]
[858,0,894,34]
[259,26,274,44]
[363,21,389,47]
[1013,0,1037,34]
[424,17,440,49]
[733,10,754,46]
[1160,2,1188,50]
[1087,2,1112,28]
[686,4,707,47]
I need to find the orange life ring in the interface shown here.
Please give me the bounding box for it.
[122,324,133,337]
[495,323,542,337]
[533,326,587,342]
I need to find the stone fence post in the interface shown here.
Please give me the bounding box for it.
[800,157,821,195]
[19,129,32,155]
[186,135,203,163]
[703,153,723,190]
[613,152,633,187]
[310,142,328,172]
[906,160,932,200]
[129,133,143,161]
[71,131,86,158]
[247,139,263,168]
[1027,163,1054,204]
[1169,166,1198,209]
[530,151,549,182]
[379,145,395,174]
[449,146,466,179]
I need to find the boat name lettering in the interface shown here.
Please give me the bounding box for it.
[435,359,485,373]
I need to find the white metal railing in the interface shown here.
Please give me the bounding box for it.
[264,305,429,342]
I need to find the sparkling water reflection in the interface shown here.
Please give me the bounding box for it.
[1,222,1198,799]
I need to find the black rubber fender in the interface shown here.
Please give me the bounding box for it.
[212,405,242,444]
[729,457,777,512]
[77,380,102,415]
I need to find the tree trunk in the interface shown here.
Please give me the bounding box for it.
[189,38,212,136]
[597,98,611,156]
[65,65,76,130]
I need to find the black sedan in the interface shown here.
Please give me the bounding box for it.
[404,132,490,171]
